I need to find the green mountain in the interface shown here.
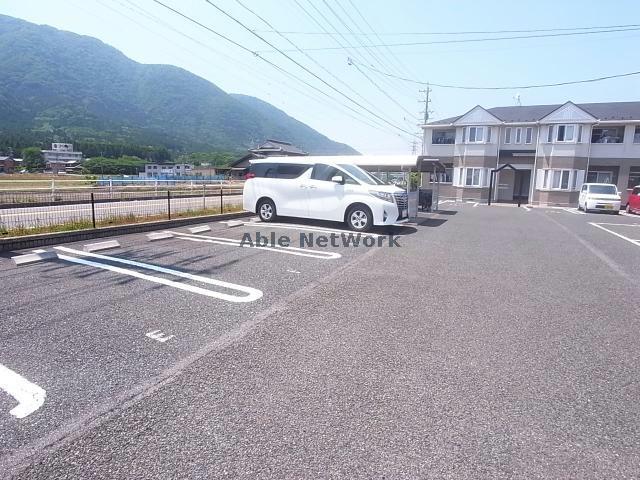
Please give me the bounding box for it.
[0,14,357,155]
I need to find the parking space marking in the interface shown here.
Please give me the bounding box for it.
[589,222,640,247]
[53,246,263,303]
[0,363,46,419]
[523,206,531,212]
[167,231,342,260]
[564,207,586,215]
[240,222,385,238]
[146,330,174,343]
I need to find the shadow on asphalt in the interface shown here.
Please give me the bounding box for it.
[433,210,458,216]
[416,218,448,228]
[267,216,419,236]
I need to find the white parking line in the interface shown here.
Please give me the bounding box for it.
[589,223,640,247]
[0,363,46,419]
[523,206,531,212]
[53,246,263,303]
[564,207,586,215]
[168,231,342,260]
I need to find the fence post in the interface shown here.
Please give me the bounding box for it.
[90,192,96,228]
[109,179,113,199]
[219,183,223,214]
[167,190,171,220]
[202,183,206,211]
[51,179,55,202]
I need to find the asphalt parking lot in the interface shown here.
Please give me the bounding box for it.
[1,203,639,479]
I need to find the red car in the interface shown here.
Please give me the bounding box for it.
[627,186,640,214]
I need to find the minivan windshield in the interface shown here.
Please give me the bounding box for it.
[338,164,387,185]
[589,185,618,195]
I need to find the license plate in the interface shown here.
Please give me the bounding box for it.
[603,205,613,209]
[402,209,408,217]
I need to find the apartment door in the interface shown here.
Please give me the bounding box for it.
[513,170,531,201]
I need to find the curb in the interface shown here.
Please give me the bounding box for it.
[0,211,251,252]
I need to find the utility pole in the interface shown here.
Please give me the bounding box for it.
[419,84,432,124]
[418,84,433,156]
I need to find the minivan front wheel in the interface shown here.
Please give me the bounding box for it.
[257,199,276,222]
[346,205,372,232]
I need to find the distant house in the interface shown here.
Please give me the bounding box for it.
[42,143,83,174]
[228,140,307,179]
[0,155,17,173]
[143,163,193,177]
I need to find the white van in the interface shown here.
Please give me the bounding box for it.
[242,157,408,232]
[578,183,621,213]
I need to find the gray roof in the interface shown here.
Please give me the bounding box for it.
[427,101,640,125]
[253,139,306,155]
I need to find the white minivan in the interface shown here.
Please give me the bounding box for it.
[578,183,621,213]
[242,157,408,232]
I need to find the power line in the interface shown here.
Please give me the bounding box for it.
[316,0,418,119]
[233,0,399,127]
[252,23,640,36]
[255,26,640,52]
[114,0,394,137]
[343,0,418,80]
[199,0,419,138]
[150,0,416,139]
[349,58,640,90]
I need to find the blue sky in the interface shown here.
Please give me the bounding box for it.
[2,0,639,154]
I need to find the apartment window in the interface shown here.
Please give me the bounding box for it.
[467,126,485,143]
[504,127,512,144]
[538,169,583,191]
[547,125,554,143]
[556,125,575,142]
[577,125,583,143]
[591,126,624,144]
[634,126,640,143]
[429,167,453,183]
[515,127,522,144]
[587,170,613,184]
[465,168,482,186]
[628,167,640,189]
[525,127,533,144]
[431,129,455,144]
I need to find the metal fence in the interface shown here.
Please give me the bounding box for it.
[0,181,244,236]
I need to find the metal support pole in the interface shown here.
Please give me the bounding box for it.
[90,192,96,228]
[219,184,223,214]
[488,171,494,206]
[167,190,171,220]
[202,184,206,211]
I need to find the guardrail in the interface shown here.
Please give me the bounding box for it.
[0,184,245,238]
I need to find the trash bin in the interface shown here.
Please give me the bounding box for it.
[418,188,433,211]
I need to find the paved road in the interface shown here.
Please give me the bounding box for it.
[0,194,243,229]
[1,204,639,478]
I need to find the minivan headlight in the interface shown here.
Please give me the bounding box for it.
[369,190,394,203]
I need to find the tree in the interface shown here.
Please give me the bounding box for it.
[22,147,45,171]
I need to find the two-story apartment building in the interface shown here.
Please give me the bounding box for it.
[422,101,640,206]
[144,163,193,177]
[42,143,84,174]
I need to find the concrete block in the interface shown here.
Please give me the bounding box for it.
[12,251,58,266]
[83,240,121,252]
[147,231,174,241]
[188,225,211,234]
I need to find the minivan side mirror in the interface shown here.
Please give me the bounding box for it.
[331,175,344,184]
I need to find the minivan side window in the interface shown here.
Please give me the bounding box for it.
[251,163,277,178]
[581,185,587,192]
[311,164,340,181]
[276,164,310,179]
